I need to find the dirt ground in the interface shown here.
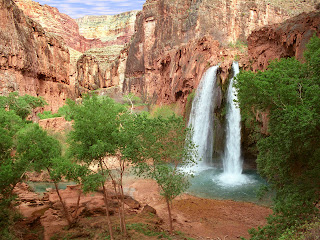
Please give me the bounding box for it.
[15,176,272,240]
[127,178,272,240]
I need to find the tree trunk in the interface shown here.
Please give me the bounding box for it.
[119,183,127,235]
[119,160,127,235]
[53,181,73,226]
[99,159,114,240]
[101,183,114,240]
[111,179,124,234]
[46,168,73,227]
[166,198,173,233]
[72,187,82,222]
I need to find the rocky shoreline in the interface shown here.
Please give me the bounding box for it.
[13,177,271,240]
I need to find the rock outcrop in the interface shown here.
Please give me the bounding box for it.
[126,35,225,106]
[6,0,319,113]
[14,0,138,94]
[248,10,320,71]
[0,0,74,112]
[125,0,316,106]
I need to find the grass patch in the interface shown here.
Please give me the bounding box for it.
[184,90,195,122]
[127,223,172,239]
[38,110,61,119]
[38,104,72,121]
[150,103,182,118]
[228,39,248,54]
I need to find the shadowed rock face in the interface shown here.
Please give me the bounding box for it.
[0,0,74,112]
[76,55,102,92]
[248,10,320,71]
[125,0,314,106]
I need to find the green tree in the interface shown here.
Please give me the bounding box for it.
[123,93,142,114]
[0,93,47,237]
[0,93,47,198]
[0,109,25,199]
[131,114,197,233]
[0,92,47,120]
[16,124,77,226]
[67,94,128,239]
[234,35,320,239]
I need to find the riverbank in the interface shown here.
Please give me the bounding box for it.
[14,176,271,239]
[128,178,272,239]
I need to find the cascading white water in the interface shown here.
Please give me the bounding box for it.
[187,66,219,171]
[218,62,249,186]
[224,62,242,174]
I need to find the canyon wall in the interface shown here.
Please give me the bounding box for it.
[76,11,138,46]
[241,9,320,160]
[14,0,110,52]
[5,0,318,113]
[125,0,316,106]
[14,0,138,93]
[248,10,320,71]
[0,0,73,112]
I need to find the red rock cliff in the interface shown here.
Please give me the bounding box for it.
[14,0,138,93]
[248,10,320,71]
[0,0,73,112]
[13,0,110,52]
[125,0,314,106]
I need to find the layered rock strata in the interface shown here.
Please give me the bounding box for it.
[0,0,73,112]
[76,11,138,46]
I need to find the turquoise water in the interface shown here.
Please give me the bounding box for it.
[28,181,76,193]
[187,168,270,204]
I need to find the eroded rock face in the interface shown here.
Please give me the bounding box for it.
[125,0,313,105]
[248,10,320,71]
[14,0,139,94]
[0,0,74,112]
[14,0,108,52]
[76,55,102,91]
[76,11,138,46]
[126,35,225,106]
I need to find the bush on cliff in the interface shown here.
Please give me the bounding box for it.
[235,35,320,239]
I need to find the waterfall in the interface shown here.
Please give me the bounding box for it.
[219,62,248,186]
[187,66,219,170]
[223,62,242,174]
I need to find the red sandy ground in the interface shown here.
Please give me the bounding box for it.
[128,178,272,240]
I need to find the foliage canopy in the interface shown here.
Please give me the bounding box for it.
[235,35,320,239]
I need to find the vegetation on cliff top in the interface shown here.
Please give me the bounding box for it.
[235,35,320,239]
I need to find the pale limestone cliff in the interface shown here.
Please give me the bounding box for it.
[76,11,138,44]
